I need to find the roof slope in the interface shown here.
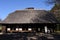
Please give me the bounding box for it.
[2,9,58,23]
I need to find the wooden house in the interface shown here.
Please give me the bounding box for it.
[0,7,58,34]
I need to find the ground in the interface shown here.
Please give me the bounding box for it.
[0,33,60,40]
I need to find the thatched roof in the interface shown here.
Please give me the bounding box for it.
[1,8,58,23]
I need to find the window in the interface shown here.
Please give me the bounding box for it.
[16,28,19,31]
[7,28,10,31]
[19,28,22,31]
[28,28,32,31]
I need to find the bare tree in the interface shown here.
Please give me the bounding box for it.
[46,0,60,4]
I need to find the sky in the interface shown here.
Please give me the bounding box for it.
[0,0,54,20]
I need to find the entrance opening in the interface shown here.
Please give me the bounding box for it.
[44,26,48,33]
[0,26,2,32]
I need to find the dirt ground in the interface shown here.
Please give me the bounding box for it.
[0,33,60,40]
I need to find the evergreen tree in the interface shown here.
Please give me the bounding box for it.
[0,19,1,22]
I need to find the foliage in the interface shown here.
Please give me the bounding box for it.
[51,4,60,12]
[46,0,60,4]
[49,1,60,22]
[0,19,1,21]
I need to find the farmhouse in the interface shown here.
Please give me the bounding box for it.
[0,7,58,33]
